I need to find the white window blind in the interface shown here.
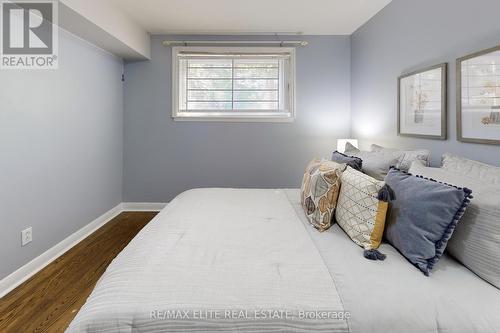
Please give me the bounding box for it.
[172,47,295,121]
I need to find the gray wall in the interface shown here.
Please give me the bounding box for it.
[0,30,124,279]
[123,35,351,202]
[351,0,500,166]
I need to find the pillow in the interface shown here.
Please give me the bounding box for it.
[371,144,430,171]
[331,151,362,171]
[344,142,401,180]
[301,159,346,232]
[335,166,390,260]
[384,167,473,275]
[442,153,500,185]
[410,160,500,288]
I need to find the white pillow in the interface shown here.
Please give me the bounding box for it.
[371,144,430,171]
[344,143,401,180]
[409,160,500,289]
[442,153,500,185]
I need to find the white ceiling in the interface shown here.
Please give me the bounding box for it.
[108,0,392,36]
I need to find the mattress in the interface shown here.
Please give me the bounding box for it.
[68,188,500,333]
[67,189,349,333]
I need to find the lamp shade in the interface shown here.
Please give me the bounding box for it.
[337,139,359,153]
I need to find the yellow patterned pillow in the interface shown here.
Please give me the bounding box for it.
[335,166,390,259]
[301,159,346,231]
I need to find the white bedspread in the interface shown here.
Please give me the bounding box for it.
[69,188,500,333]
[285,189,500,333]
[67,189,348,333]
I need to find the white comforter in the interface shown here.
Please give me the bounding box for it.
[68,188,500,333]
[67,189,348,333]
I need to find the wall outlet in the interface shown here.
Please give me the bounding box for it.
[21,227,32,246]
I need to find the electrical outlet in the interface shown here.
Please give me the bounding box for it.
[22,227,32,246]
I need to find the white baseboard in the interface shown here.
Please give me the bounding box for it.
[122,202,167,211]
[0,202,167,299]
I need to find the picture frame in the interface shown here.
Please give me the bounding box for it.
[457,45,500,145]
[398,63,447,140]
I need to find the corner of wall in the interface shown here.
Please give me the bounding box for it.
[348,33,354,139]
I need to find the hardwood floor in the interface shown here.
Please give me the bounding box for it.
[0,211,157,333]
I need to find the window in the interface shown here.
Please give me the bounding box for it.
[172,47,295,121]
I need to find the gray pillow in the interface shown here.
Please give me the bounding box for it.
[410,159,500,289]
[384,167,473,275]
[442,153,500,185]
[331,151,362,171]
[345,142,401,180]
[371,144,430,171]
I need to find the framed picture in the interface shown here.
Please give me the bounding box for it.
[457,45,500,144]
[398,63,447,139]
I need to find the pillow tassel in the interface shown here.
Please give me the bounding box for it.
[377,184,395,202]
[363,249,386,261]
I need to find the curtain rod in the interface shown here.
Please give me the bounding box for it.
[162,40,308,47]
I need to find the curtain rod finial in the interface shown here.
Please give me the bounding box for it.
[300,41,308,46]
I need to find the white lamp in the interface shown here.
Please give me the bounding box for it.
[337,139,359,153]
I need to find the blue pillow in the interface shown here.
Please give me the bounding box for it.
[331,151,363,171]
[384,167,473,275]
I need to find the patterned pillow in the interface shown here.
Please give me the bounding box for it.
[301,159,346,232]
[331,151,363,171]
[335,166,390,260]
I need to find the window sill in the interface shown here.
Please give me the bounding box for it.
[172,112,295,123]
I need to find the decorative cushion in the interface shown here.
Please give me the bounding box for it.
[371,144,430,171]
[335,167,390,258]
[410,160,500,289]
[384,167,473,276]
[344,142,401,180]
[331,151,363,171]
[442,153,500,185]
[301,159,346,232]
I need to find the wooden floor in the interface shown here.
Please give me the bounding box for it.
[0,211,157,333]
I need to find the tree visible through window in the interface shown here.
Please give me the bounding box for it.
[173,47,295,121]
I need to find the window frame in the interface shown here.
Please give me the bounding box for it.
[172,46,296,122]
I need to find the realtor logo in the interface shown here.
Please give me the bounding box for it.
[1,0,58,69]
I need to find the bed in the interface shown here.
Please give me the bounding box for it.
[67,188,500,333]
